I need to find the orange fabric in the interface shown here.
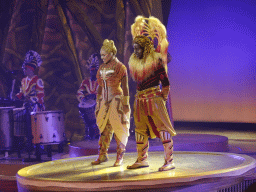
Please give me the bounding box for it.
[97,58,127,97]
[134,87,176,139]
[135,87,162,121]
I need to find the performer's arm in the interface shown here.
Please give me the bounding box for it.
[35,79,45,110]
[121,74,129,98]
[121,73,130,113]
[96,66,103,101]
[158,60,170,101]
[77,80,88,102]
[16,80,24,100]
[97,85,102,100]
[16,89,24,100]
[162,86,170,101]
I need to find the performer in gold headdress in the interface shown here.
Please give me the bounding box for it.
[92,39,130,166]
[16,50,45,112]
[127,16,176,171]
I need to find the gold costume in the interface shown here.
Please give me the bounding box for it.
[134,86,176,139]
[127,16,176,171]
[96,57,130,145]
[92,42,130,166]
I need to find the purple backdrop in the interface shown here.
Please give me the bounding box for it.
[167,0,256,123]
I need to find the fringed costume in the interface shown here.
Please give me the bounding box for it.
[127,16,176,171]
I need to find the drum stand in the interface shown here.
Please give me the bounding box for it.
[0,150,12,160]
[84,125,91,140]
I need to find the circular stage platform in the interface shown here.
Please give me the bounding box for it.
[68,134,229,158]
[17,151,256,192]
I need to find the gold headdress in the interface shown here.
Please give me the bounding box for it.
[129,16,168,82]
[101,39,117,56]
[131,15,168,64]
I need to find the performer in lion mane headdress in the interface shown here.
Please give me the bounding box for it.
[127,16,176,171]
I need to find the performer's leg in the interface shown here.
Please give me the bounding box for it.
[159,131,175,171]
[127,131,149,169]
[113,134,126,166]
[127,100,150,169]
[91,121,113,165]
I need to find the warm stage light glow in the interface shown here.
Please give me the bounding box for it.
[167,0,256,123]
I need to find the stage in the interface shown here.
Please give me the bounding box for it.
[67,133,229,158]
[16,151,256,192]
[1,130,256,192]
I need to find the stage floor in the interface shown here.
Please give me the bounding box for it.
[17,151,256,192]
[68,133,229,159]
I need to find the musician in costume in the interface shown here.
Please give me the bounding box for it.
[127,16,176,171]
[15,50,45,160]
[92,39,130,166]
[16,50,45,112]
[77,53,100,139]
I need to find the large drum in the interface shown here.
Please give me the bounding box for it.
[13,107,26,136]
[0,107,14,150]
[78,99,99,139]
[78,99,96,121]
[31,111,65,144]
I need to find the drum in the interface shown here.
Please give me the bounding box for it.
[78,100,98,139]
[31,111,65,144]
[0,107,14,150]
[78,98,96,109]
[78,99,96,119]
[13,107,27,136]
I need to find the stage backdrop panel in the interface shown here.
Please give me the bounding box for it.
[167,0,256,123]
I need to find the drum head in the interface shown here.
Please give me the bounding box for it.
[13,107,25,111]
[31,110,63,115]
[78,99,96,108]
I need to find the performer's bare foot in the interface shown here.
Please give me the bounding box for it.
[127,160,149,169]
[91,154,108,165]
[158,162,175,171]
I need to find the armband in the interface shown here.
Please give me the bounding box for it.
[97,94,101,100]
[122,96,130,105]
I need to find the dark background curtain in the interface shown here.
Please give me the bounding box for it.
[0,0,172,141]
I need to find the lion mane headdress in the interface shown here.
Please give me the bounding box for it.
[129,15,169,82]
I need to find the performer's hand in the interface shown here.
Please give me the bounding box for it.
[123,105,130,114]
[161,93,168,101]
[24,101,31,109]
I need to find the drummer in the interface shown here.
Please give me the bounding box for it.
[16,50,45,112]
[77,53,100,139]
